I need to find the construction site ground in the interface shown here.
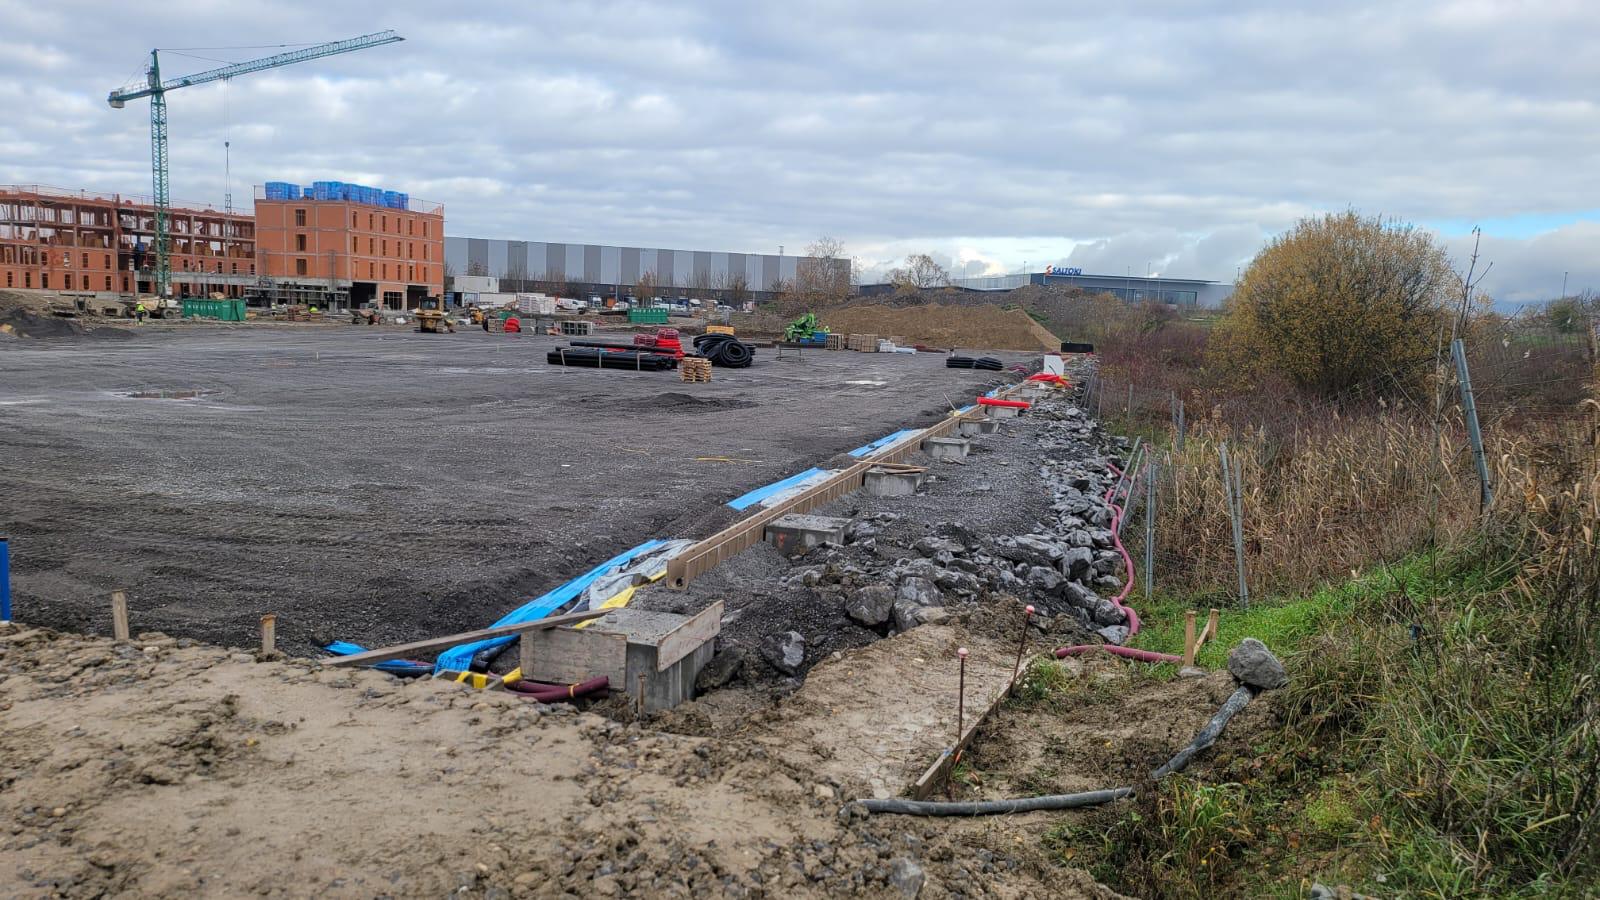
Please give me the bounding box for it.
[0,325,1027,654]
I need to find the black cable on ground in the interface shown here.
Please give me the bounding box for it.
[545,348,673,371]
[1152,685,1255,778]
[853,787,1133,817]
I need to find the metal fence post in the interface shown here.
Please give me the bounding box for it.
[1451,337,1493,512]
[1144,461,1157,597]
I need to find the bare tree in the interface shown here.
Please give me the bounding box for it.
[634,270,659,304]
[466,260,489,277]
[503,258,529,292]
[888,253,951,293]
[727,271,751,306]
[794,236,852,308]
[690,267,714,300]
[443,259,457,292]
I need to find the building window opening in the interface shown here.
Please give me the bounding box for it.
[294,208,306,227]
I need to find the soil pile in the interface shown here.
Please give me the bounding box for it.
[820,302,1058,351]
[0,302,133,341]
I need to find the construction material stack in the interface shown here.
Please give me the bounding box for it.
[680,357,712,383]
[847,333,879,352]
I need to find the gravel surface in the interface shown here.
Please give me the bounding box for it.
[635,364,1124,686]
[0,325,1026,654]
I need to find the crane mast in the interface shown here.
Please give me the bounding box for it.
[108,31,404,299]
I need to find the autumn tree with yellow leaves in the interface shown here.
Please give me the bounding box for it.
[1212,211,1458,400]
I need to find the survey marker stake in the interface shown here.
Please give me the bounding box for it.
[955,647,969,762]
[1011,605,1035,690]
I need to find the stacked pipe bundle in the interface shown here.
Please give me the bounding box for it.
[945,355,1004,371]
[693,332,756,368]
[546,347,675,371]
[634,328,684,358]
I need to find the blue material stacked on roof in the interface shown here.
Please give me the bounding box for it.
[279,180,415,209]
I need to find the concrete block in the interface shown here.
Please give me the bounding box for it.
[864,466,925,497]
[985,403,1023,419]
[921,436,971,461]
[958,418,1000,437]
[765,514,850,555]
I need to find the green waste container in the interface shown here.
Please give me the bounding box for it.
[628,307,669,324]
[181,298,246,321]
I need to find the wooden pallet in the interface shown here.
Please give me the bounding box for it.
[825,333,846,350]
[847,332,879,352]
[680,357,712,383]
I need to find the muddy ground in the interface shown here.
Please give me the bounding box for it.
[0,326,1022,653]
[1,621,1134,899]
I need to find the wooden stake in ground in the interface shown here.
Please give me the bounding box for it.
[110,590,129,641]
[260,614,277,654]
[1182,610,1198,667]
[1010,605,1034,690]
[955,647,969,759]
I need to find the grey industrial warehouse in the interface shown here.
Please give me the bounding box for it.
[950,267,1234,307]
[446,236,846,302]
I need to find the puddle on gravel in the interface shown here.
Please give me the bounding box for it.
[126,389,220,401]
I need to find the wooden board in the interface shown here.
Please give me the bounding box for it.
[655,601,724,672]
[324,609,608,667]
[521,627,628,688]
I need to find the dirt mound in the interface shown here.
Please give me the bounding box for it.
[0,306,133,341]
[622,392,760,412]
[821,303,1058,352]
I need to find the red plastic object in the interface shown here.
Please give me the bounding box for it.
[1026,373,1071,387]
[977,397,1030,409]
[504,316,521,332]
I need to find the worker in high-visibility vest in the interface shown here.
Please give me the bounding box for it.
[134,301,147,324]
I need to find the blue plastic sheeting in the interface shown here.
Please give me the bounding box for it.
[727,468,828,511]
[321,640,432,676]
[848,429,921,458]
[432,538,670,673]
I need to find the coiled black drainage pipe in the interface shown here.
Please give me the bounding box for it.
[692,333,756,368]
[853,787,1133,817]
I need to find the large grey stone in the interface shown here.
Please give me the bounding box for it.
[845,585,896,627]
[1025,566,1063,594]
[760,631,807,675]
[1091,599,1126,626]
[1059,546,1094,579]
[695,646,749,691]
[892,598,945,632]
[896,576,944,607]
[1227,638,1288,690]
[889,858,925,897]
[1097,625,1130,645]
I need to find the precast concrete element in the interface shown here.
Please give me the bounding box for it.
[863,466,925,497]
[765,514,850,555]
[921,436,971,461]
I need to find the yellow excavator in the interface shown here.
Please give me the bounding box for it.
[415,297,455,334]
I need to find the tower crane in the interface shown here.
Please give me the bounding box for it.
[108,31,404,299]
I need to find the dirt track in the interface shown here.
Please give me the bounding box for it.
[0,325,1020,653]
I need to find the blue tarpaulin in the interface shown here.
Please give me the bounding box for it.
[848,429,921,458]
[431,538,670,673]
[726,468,829,510]
[321,640,432,676]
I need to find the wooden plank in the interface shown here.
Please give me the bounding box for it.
[909,667,1025,800]
[1198,608,1220,647]
[260,614,276,654]
[110,590,129,641]
[522,627,627,687]
[323,609,608,667]
[655,600,724,672]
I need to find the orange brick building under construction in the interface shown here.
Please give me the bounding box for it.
[255,189,443,309]
[0,185,255,299]
[0,183,443,309]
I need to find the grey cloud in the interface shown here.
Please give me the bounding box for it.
[2,1,1598,295]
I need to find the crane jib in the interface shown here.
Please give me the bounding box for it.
[104,30,404,298]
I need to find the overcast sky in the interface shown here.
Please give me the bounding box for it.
[4,1,1597,301]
